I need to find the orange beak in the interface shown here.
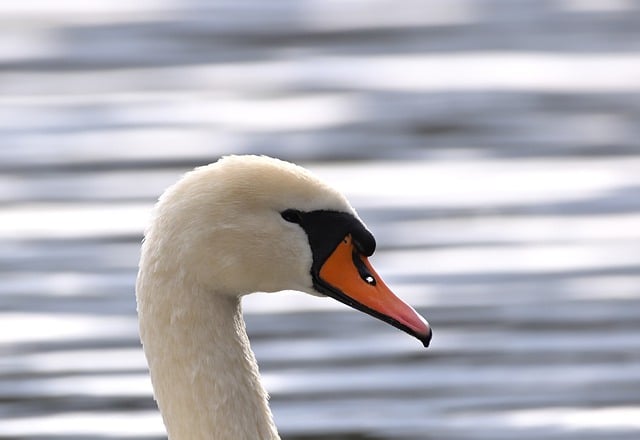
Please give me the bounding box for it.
[316,234,432,347]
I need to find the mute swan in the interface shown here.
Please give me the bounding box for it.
[136,155,431,440]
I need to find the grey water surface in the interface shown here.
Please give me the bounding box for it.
[1,1,640,439]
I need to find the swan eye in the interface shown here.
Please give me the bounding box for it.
[281,209,303,224]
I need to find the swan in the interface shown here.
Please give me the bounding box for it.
[136,155,431,440]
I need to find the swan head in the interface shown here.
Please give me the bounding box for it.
[142,155,431,346]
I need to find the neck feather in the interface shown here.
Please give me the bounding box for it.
[137,276,280,440]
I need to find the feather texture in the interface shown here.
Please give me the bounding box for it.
[136,156,356,439]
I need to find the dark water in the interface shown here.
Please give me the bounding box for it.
[1,1,640,439]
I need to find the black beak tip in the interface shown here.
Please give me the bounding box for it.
[420,328,433,348]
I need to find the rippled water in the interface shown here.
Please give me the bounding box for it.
[2,1,640,439]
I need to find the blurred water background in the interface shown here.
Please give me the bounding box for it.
[2,0,640,439]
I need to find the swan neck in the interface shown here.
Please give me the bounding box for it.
[138,281,279,440]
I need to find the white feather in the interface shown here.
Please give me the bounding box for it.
[136,155,356,439]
